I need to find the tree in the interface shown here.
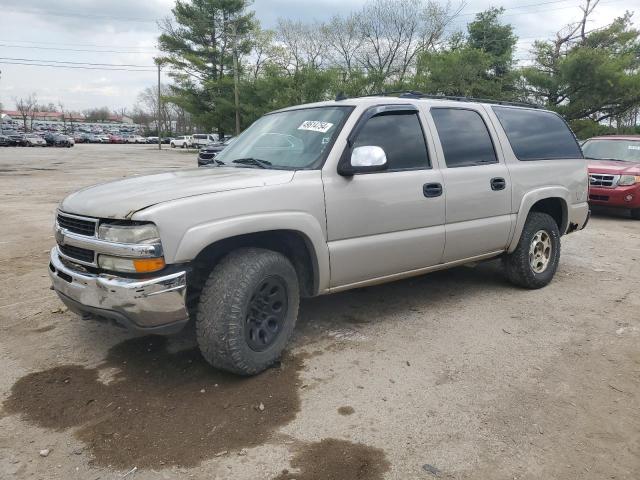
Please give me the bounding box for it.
[83,107,111,123]
[158,0,256,136]
[521,2,640,128]
[14,94,36,132]
[414,8,517,99]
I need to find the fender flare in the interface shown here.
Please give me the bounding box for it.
[508,187,570,253]
[173,211,330,294]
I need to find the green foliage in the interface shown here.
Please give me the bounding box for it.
[158,0,256,135]
[156,1,639,134]
[522,14,640,122]
[413,7,517,99]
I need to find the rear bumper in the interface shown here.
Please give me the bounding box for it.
[589,185,640,209]
[48,247,190,334]
[567,201,590,233]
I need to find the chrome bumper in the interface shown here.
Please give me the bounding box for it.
[48,247,189,333]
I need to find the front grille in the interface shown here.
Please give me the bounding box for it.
[199,152,216,160]
[590,194,609,201]
[589,174,617,188]
[57,213,96,236]
[60,244,95,263]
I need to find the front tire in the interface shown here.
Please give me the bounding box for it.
[503,212,561,289]
[196,248,300,376]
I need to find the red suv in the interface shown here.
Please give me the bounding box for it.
[583,135,640,219]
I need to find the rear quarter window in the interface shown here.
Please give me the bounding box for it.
[492,106,583,161]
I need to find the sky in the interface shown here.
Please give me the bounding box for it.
[0,0,633,112]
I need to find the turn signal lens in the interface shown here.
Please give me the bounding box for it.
[133,258,166,273]
[98,255,165,273]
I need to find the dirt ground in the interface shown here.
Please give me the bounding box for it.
[0,144,638,480]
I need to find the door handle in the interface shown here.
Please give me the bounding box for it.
[490,177,506,191]
[423,183,443,198]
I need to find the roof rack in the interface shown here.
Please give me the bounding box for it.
[335,90,541,109]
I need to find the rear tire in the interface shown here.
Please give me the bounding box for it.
[196,248,300,376]
[631,208,640,220]
[503,212,561,289]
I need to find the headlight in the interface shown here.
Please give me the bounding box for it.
[98,222,160,244]
[618,175,640,186]
[98,255,165,273]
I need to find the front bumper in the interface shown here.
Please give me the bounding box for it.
[589,185,640,209]
[48,247,189,334]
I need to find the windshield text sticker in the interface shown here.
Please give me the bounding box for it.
[628,145,640,150]
[298,121,334,133]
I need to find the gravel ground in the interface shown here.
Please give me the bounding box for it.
[0,144,638,480]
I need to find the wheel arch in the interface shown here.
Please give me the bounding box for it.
[508,188,569,253]
[189,230,320,299]
[173,213,329,298]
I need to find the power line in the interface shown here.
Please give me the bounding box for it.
[0,57,154,68]
[0,61,155,72]
[0,43,158,55]
[0,39,158,50]
[3,8,155,23]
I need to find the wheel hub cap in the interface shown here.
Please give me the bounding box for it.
[245,276,288,352]
[529,230,552,274]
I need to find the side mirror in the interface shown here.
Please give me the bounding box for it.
[338,145,388,176]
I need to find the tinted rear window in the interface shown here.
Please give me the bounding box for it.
[492,107,582,160]
[431,108,497,168]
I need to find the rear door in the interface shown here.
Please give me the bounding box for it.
[427,106,513,262]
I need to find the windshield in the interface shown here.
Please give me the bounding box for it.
[215,106,352,169]
[582,139,640,163]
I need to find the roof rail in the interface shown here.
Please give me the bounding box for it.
[336,90,541,109]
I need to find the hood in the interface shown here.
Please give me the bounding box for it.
[60,167,295,219]
[587,159,640,175]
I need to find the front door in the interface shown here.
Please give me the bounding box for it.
[323,106,446,288]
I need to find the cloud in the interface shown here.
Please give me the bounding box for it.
[0,0,633,111]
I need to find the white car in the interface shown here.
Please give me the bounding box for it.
[126,135,146,144]
[191,133,218,148]
[23,134,47,147]
[170,136,193,148]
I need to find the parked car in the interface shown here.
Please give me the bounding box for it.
[198,137,235,166]
[44,133,74,147]
[170,136,193,148]
[0,135,13,146]
[161,137,174,144]
[109,134,125,144]
[583,135,640,219]
[191,133,218,148]
[49,94,589,376]
[146,136,159,144]
[98,135,111,143]
[22,134,47,147]
[128,135,146,144]
[8,134,24,146]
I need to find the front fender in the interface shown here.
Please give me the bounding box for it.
[508,187,570,253]
[173,211,330,293]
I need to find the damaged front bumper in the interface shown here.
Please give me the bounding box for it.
[48,247,190,334]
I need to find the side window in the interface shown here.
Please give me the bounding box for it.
[492,106,583,160]
[431,108,497,168]
[353,112,429,171]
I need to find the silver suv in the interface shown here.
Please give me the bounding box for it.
[49,95,589,375]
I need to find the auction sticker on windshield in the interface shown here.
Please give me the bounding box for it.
[298,121,334,133]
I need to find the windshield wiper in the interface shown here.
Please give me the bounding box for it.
[232,157,273,169]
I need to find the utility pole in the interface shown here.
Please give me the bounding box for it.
[232,22,241,136]
[154,58,163,150]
